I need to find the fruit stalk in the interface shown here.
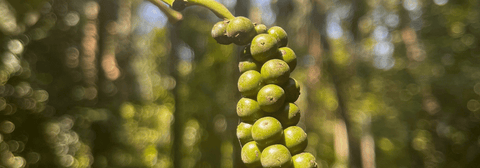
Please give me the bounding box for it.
[186,0,235,19]
[161,0,234,19]
[147,0,183,23]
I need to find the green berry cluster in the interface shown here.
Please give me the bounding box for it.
[212,17,317,168]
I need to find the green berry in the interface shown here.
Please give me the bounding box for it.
[283,78,300,103]
[255,24,267,34]
[250,34,279,62]
[238,70,263,98]
[261,144,293,168]
[239,58,260,74]
[211,21,232,45]
[268,26,288,47]
[257,84,286,112]
[239,46,260,73]
[172,0,187,11]
[270,103,300,128]
[226,16,256,45]
[252,117,284,147]
[237,122,254,146]
[261,59,290,85]
[237,98,264,123]
[241,141,263,168]
[279,47,297,71]
[283,126,308,155]
[292,153,318,168]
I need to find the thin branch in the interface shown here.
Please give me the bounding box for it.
[186,0,235,19]
[158,0,175,6]
[147,0,183,23]
[149,0,234,21]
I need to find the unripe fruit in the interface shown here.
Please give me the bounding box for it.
[292,153,318,168]
[241,141,263,168]
[283,78,300,103]
[261,59,290,85]
[237,98,264,123]
[257,84,286,112]
[238,70,263,98]
[270,103,300,128]
[226,16,256,45]
[252,117,284,147]
[239,46,260,73]
[239,58,259,73]
[261,144,293,168]
[268,26,288,47]
[172,0,187,11]
[279,47,297,71]
[283,126,308,155]
[211,21,232,45]
[250,34,279,63]
[237,122,254,147]
[255,24,267,34]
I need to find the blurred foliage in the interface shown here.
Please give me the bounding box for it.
[1,0,480,168]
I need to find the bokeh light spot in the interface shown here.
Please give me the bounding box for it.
[13,156,26,168]
[373,26,389,41]
[84,1,99,20]
[7,39,24,55]
[24,12,40,26]
[59,155,75,167]
[379,138,394,151]
[65,47,80,68]
[408,9,422,20]
[451,22,465,35]
[213,114,227,133]
[467,99,480,112]
[0,97,5,111]
[34,90,49,102]
[120,103,136,119]
[178,43,194,62]
[385,14,399,28]
[0,120,15,134]
[26,152,40,164]
[327,22,343,39]
[374,42,394,56]
[2,52,21,73]
[434,0,448,6]
[403,0,418,11]
[7,140,19,152]
[373,56,395,70]
[64,11,80,26]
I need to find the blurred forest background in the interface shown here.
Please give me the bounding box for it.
[1,0,480,167]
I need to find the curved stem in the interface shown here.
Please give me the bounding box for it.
[148,0,183,23]
[186,0,235,19]
[159,0,175,6]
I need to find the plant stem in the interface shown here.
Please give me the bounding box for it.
[186,0,235,19]
[148,0,183,23]
[159,0,175,6]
